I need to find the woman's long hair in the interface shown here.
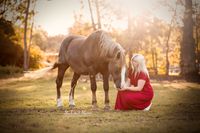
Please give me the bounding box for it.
[131,54,149,78]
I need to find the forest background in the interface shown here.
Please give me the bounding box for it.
[0,0,200,81]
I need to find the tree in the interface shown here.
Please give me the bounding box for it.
[27,0,36,68]
[0,0,43,69]
[0,0,17,20]
[94,0,101,29]
[0,18,23,67]
[32,29,48,51]
[23,0,30,71]
[194,0,200,74]
[88,0,96,31]
[180,0,198,79]
[81,0,116,31]
[14,0,37,70]
[165,1,178,76]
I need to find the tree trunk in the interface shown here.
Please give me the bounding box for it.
[27,20,34,68]
[23,0,30,71]
[180,0,198,79]
[127,12,132,68]
[150,39,157,75]
[151,49,155,74]
[165,2,178,76]
[165,23,172,76]
[27,0,36,68]
[194,0,200,74]
[95,0,101,29]
[88,0,96,31]
[155,49,158,75]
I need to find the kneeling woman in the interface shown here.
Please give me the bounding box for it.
[115,54,154,111]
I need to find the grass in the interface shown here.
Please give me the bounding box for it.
[0,73,200,133]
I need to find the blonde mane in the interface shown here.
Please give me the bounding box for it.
[98,31,125,59]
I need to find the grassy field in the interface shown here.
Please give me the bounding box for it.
[0,72,200,133]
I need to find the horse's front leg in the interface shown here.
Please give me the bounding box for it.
[69,73,80,108]
[102,73,110,110]
[90,74,98,109]
[56,64,69,108]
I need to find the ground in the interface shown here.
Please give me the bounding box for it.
[0,71,200,133]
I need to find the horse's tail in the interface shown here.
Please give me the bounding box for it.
[51,62,59,70]
[24,64,57,79]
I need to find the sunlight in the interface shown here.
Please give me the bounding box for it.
[113,0,154,15]
[41,19,72,36]
[35,0,78,36]
[112,20,128,30]
[34,0,157,35]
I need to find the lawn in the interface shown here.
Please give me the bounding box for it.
[0,72,200,133]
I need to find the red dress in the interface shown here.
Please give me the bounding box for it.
[115,70,154,110]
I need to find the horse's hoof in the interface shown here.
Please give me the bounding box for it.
[69,104,75,109]
[104,105,111,111]
[57,98,63,108]
[57,106,65,112]
[92,104,98,111]
[57,105,63,109]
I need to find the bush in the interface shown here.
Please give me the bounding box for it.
[29,45,44,69]
[0,18,23,67]
[0,66,23,75]
[0,18,45,70]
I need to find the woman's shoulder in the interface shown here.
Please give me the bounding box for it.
[138,71,149,80]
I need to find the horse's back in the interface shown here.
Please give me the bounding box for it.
[58,35,85,64]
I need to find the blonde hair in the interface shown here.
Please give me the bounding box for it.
[131,54,149,78]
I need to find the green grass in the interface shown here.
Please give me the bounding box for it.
[0,74,200,133]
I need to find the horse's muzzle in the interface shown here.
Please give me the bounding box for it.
[115,82,121,89]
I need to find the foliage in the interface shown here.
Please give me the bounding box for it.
[0,18,44,70]
[46,35,65,52]
[32,29,48,51]
[111,15,181,75]
[0,65,23,75]
[180,0,198,78]
[68,17,94,36]
[31,29,65,53]
[0,18,15,36]
[0,18,23,67]
[28,45,44,69]
[1,0,44,70]
[68,9,182,75]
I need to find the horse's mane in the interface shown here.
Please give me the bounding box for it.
[96,30,125,59]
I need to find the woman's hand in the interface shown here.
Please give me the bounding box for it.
[118,88,127,91]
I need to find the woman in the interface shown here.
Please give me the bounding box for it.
[115,54,154,111]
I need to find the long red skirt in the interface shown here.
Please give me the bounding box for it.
[115,90,153,110]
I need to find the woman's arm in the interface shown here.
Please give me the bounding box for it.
[123,78,131,88]
[120,79,146,91]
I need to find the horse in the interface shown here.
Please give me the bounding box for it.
[52,30,126,110]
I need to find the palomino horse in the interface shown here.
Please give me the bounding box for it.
[52,30,126,110]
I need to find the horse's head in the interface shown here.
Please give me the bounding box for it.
[108,50,126,89]
[96,30,127,89]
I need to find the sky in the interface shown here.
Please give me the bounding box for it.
[35,0,81,36]
[34,0,178,36]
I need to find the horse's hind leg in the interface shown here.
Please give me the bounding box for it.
[56,64,69,107]
[90,75,98,109]
[69,73,80,108]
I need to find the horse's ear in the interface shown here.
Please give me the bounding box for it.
[116,52,121,60]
